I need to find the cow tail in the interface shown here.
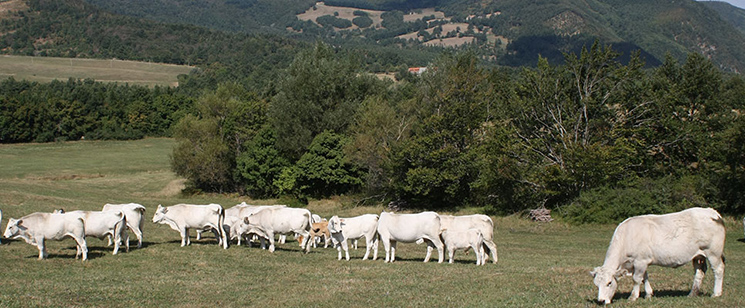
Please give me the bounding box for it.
[219,206,227,248]
[115,211,126,246]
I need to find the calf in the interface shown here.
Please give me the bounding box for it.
[439,214,498,263]
[297,221,331,249]
[376,211,443,263]
[55,209,127,255]
[441,229,485,265]
[327,214,379,261]
[591,207,725,304]
[102,203,146,249]
[152,204,228,249]
[3,212,88,261]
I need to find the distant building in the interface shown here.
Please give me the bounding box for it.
[408,67,427,75]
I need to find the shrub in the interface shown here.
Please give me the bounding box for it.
[559,176,715,224]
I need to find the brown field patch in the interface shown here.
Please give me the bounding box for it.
[423,37,476,47]
[297,2,385,30]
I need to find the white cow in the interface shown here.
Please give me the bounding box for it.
[54,209,127,255]
[152,204,228,249]
[224,204,285,246]
[441,229,485,265]
[102,203,146,249]
[327,214,379,261]
[591,207,726,304]
[439,214,498,263]
[376,211,444,263]
[233,206,313,253]
[3,212,88,261]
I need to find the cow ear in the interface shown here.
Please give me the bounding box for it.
[15,219,22,226]
[161,207,168,214]
[590,267,600,277]
[243,217,250,224]
[614,268,628,278]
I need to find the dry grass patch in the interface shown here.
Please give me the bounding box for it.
[0,55,193,87]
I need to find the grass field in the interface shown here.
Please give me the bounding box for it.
[0,55,194,87]
[1,139,745,307]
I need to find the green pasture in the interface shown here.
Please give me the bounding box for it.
[1,139,744,307]
[0,55,193,87]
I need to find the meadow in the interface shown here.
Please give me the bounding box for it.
[1,138,745,307]
[0,55,194,87]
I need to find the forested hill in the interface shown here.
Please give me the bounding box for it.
[84,0,745,71]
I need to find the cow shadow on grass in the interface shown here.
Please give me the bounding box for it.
[736,238,745,243]
[585,289,692,305]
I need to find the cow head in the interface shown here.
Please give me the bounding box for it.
[152,205,167,223]
[52,209,65,214]
[3,218,23,239]
[590,266,622,304]
[327,216,345,234]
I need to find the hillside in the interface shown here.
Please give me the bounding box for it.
[0,55,193,87]
[86,0,745,71]
[702,1,745,34]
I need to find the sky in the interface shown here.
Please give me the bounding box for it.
[700,0,745,9]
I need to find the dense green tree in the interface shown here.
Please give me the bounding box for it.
[171,83,266,192]
[269,42,388,159]
[236,127,290,198]
[295,130,364,197]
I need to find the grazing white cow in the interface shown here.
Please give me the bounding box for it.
[376,211,444,263]
[439,214,498,263]
[3,212,88,261]
[102,203,146,249]
[441,229,485,265]
[327,214,379,261]
[591,207,726,304]
[54,209,127,255]
[152,204,228,249]
[233,207,313,253]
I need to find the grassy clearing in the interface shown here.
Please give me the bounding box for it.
[0,55,194,87]
[1,139,745,307]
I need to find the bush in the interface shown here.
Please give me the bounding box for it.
[353,16,373,28]
[559,176,714,224]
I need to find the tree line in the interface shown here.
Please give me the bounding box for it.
[168,42,745,222]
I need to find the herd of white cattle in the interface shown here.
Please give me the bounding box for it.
[0,205,730,303]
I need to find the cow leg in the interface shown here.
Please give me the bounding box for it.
[36,238,47,260]
[267,232,276,253]
[124,230,130,252]
[643,271,653,299]
[362,236,373,260]
[433,237,444,263]
[448,247,455,264]
[278,234,286,244]
[690,255,708,297]
[471,242,483,265]
[196,229,202,240]
[629,265,648,301]
[423,240,434,263]
[708,254,725,297]
[340,238,350,261]
[74,236,88,261]
[372,236,380,261]
[113,232,121,255]
[390,241,397,263]
[478,243,486,265]
[106,234,113,246]
[353,239,358,250]
[180,228,189,247]
[135,221,144,248]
